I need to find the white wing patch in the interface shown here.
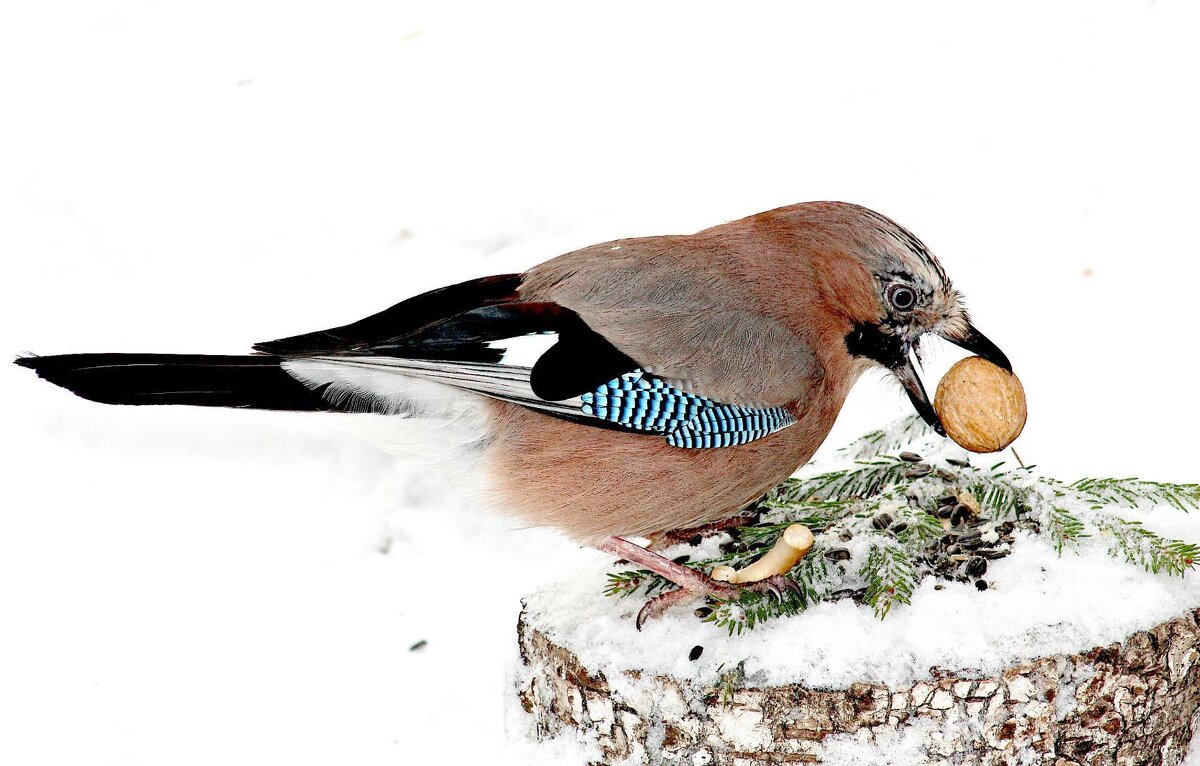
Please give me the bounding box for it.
[280,357,494,464]
[488,332,557,368]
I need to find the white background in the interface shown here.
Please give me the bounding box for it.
[2,2,1199,764]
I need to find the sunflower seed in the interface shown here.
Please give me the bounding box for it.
[936,506,955,520]
[905,464,934,479]
[951,504,973,526]
[957,532,983,547]
[694,606,713,619]
[825,548,852,562]
[937,494,959,507]
[979,548,1012,560]
[966,556,987,577]
[409,640,427,652]
[838,530,854,542]
[899,451,923,463]
[891,522,909,534]
[872,513,894,530]
[936,468,957,481]
[975,579,989,591]
[689,645,704,661]
[946,458,971,468]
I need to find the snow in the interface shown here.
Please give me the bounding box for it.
[3,2,1200,765]
[521,425,1200,691]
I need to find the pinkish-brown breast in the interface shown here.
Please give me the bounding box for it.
[480,365,858,544]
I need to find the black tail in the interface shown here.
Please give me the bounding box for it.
[14,354,336,411]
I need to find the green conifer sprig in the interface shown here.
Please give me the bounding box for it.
[603,417,1200,632]
[1094,512,1200,576]
[1045,506,1089,553]
[861,541,918,619]
[1070,478,1200,512]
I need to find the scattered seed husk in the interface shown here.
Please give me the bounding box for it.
[951,505,973,526]
[975,579,989,591]
[409,640,427,652]
[825,548,852,562]
[958,492,982,516]
[966,556,987,578]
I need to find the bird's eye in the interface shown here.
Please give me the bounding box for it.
[887,284,916,311]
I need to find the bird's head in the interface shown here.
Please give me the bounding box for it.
[798,203,1011,436]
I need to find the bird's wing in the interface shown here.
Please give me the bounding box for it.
[257,275,800,448]
[519,236,824,408]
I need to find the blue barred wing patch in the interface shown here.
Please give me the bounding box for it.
[578,370,795,449]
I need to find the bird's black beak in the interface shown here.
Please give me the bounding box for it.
[943,323,1012,373]
[845,322,946,436]
[893,321,1010,438]
[848,320,1010,437]
[891,350,945,436]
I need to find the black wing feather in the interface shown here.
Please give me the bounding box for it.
[16,354,337,410]
[254,274,522,356]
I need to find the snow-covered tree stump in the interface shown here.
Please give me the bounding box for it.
[511,422,1200,764]
[516,607,1200,765]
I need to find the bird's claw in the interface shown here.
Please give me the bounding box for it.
[634,575,801,629]
[636,587,701,630]
[743,575,803,603]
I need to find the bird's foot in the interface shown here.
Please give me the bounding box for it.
[634,574,740,630]
[738,574,804,602]
[634,574,803,630]
[598,535,802,630]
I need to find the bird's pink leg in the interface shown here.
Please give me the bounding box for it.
[599,536,805,629]
[601,536,738,594]
[599,536,744,629]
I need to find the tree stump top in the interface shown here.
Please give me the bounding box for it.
[514,530,1200,764]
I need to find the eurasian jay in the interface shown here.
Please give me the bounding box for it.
[16,201,1011,624]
